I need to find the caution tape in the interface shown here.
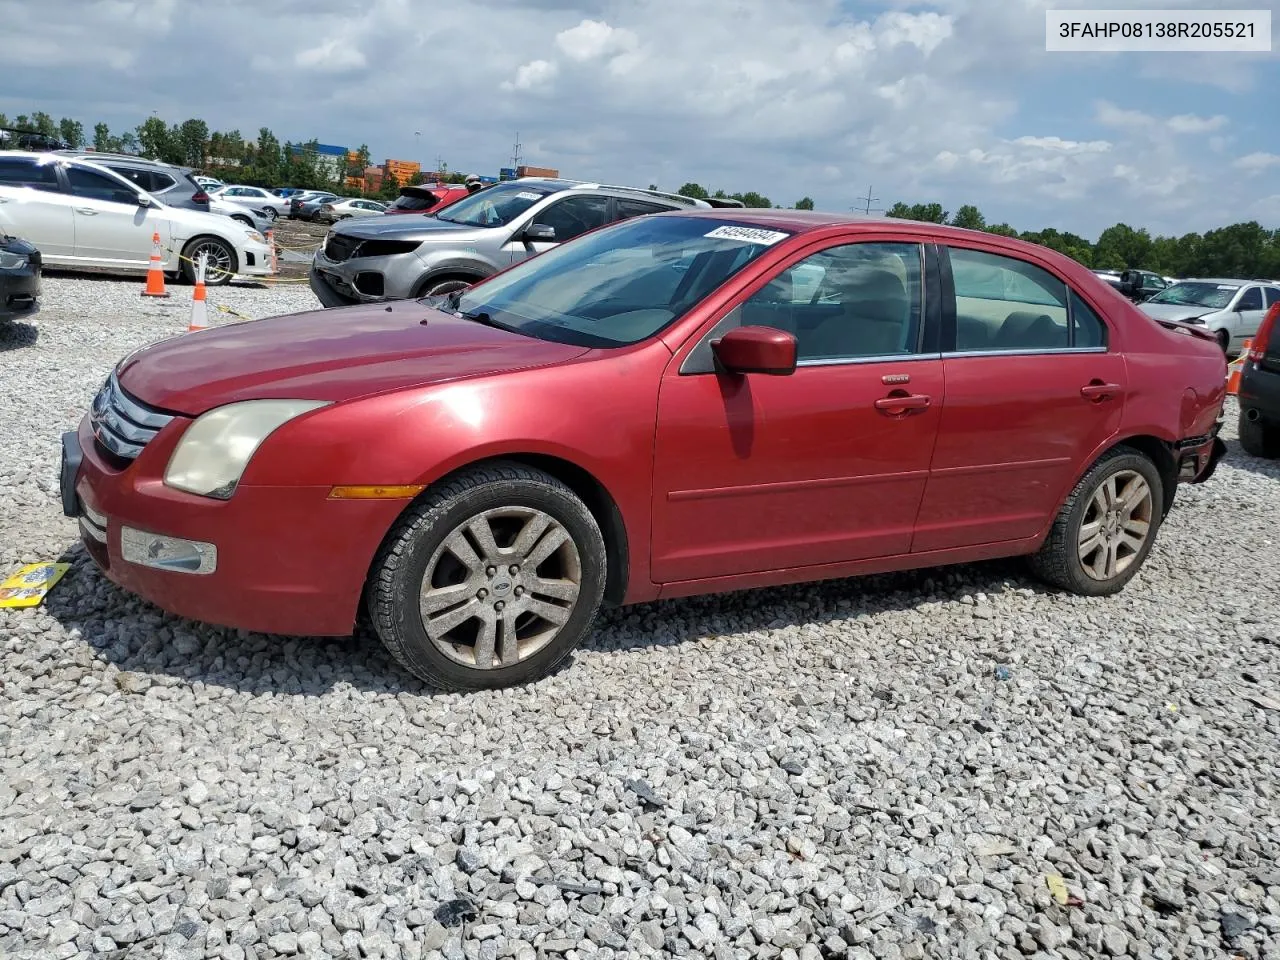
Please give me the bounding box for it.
[164,245,315,284]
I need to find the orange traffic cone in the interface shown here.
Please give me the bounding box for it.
[1226,339,1250,396]
[141,231,170,298]
[187,254,209,332]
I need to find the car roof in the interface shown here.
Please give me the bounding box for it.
[1175,278,1257,285]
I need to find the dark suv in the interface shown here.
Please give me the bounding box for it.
[1238,301,1280,458]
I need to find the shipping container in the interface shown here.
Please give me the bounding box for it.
[516,165,559,178]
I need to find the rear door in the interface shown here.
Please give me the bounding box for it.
[912,243,1124,552]
[0,156,76,258]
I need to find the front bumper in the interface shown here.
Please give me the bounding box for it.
[0,259,41,319]
[59,416,408,637]
[239,239,273,278]
[311,247,425,305]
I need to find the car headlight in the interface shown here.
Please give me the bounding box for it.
[0,250,28,270]
[164,399,330,499]
[244,230,265,244]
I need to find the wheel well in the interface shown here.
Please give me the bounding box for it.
[183,234,239,273]
[413,272,484,298]
[497,454,630,605]
[1114,435,1178,516]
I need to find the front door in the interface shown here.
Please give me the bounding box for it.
[651,239,943,583]
[503,194,613,265]
[64,166,161,267]
[912,244,1126,552]
[1229,285,1267,349]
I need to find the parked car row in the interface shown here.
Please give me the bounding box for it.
[310,177,746,305]
[0,152,273,286]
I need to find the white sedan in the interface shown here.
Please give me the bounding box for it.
[0,153,273,286]
[315,198,388,223]
[208,184,291,219]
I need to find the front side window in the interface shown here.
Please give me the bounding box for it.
[433,180,560,228]
[531,196,612,243]
[1265,287,1280,307]
[447,216,792,347]
[949,246,1069,351]
[736,242,923,361]
[66,167,138,205]
[1236,287,1263,311]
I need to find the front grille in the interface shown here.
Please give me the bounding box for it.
[324,235,362,262]
[90,372,173,461]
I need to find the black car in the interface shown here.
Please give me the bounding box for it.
[1238,301,1280,458]
[0,234,40,322]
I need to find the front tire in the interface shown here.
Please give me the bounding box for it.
[180,236,237,286]
[1028,446,1164,596]
[1215,329,1230,354]
[419,277,474,299]
[367,462,607,691]
[1239,412,1280,458]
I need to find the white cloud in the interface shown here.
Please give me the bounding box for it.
[555,19,638,62]
[1167,113,1228,135]
[1234,152,1280,173]
[501,59,559,91]
[295,38,367,73]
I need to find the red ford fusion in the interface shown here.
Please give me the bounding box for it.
[60,210,1228,690]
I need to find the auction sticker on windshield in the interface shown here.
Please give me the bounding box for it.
[515,192,542,201]
[704,225,790,245]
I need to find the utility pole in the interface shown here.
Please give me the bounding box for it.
[511,131,522,171]
[854,185,882,216]
[435,154,445,180]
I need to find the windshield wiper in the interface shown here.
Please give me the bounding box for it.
[459,309,509,331]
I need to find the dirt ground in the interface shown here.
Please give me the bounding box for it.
[266,215,329,279]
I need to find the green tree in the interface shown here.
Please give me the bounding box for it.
[379,171,402,200]
[1093,223,1152,270]
[177,119,209,167]
[92,122,112,152]
[30,112,56,137]
[985,223,1019,238]
[678,182,709,200]
[58,118,85,148]
[135,116,171,160]
[886,201,949,223]
[951,204,986,231]
[731,191,772,208]
[0,114,7,128]
[795,197,815,210]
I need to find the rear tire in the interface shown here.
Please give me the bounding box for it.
[1239,412,1280,459]
[366,462,607,691]
[1215,329,1230,353]
[1028,446,1164,597]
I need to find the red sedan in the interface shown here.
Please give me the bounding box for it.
[60,210,1228,690]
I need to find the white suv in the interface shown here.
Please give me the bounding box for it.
[0,152,273,286]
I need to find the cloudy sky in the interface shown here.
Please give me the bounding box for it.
[3,0,1277,238]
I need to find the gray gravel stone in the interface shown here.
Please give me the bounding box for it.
[0,277,1278,960]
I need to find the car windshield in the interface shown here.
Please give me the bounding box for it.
[433,181,558,227]
[1147,281,1238,309]
[445,215,793,348]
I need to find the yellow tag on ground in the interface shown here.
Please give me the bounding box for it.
[1045,874,1069,904]
[0,562,70,608]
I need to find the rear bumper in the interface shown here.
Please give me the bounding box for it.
[1239,359,1280,423]
[1176,426,1227,484]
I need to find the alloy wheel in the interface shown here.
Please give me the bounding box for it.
[1077,469,1153,580]
[188,240,234,282]
[418,506,582,669]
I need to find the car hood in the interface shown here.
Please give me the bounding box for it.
[116,299,588,416]
[1138,303,1217,322]
[330,214,492,243]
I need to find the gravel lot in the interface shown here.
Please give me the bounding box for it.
[2,275,1278,960]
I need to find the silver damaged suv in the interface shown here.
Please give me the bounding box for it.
[309,178,742,307]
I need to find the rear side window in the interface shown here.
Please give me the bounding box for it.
[616,198,671,221]
[948,247,1069,352]
[1237,287,1263,311]
[0,157,60,190]
[1265,287,1280,307]
[1069,290,1107,348]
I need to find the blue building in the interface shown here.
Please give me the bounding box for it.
[290,142,348,181]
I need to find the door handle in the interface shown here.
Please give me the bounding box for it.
[1080,382,1121,401]
[75,208,99,216]
[875,392,931,416]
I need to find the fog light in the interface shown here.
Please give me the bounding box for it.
[120,526,217,575]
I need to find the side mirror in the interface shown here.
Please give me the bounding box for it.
[135,194,151,207]
[523,223,555,243]
[711,325,797,376]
